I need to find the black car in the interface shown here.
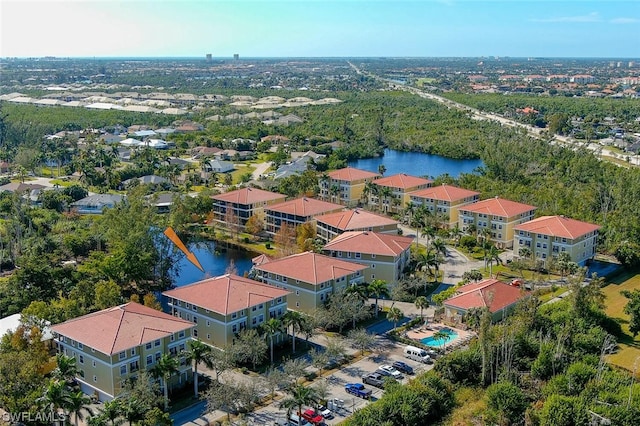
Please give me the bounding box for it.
[391,361,414,375]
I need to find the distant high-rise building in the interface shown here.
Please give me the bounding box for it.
[206,53,212,62]
[629,61,635,68]
[234,53,239,60]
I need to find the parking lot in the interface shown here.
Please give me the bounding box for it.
[247,338,434,426]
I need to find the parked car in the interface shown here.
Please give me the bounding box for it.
[362,372,385,389]
[301,408,324,425]
[391,360,414,375]
[378,365,403,379]
[345,383,372,399]
[318,405,333,419]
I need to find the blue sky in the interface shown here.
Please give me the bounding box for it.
[1,0,639,58]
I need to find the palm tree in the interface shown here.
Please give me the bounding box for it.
[367,279,390,317]
[432,330,450,352]
[150,353,179,411]
[450,223,462,247]
[262,318,283,364]
[386,307,404,330]
[53,353,78,384]
[378,164,386,176]
[39,379,70,423]
[280,384,318,426]
[66,390,93,426]
[487,245,501,277]
[345,283,369,301]
[97,399,123,426]
[329,184,339,203]
[283,311,306,354]
[379,186,392,213]
[183,339,212,398]
[414,296,429,322]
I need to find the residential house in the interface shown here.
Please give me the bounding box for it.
[513,215,600,266]
[443,279,527,323]
[458,197,537,248]
[265,197,345,235]
[50,302,194,402]
[204,159,235,173]
[319,167,380,208]
[211,187,286,231]
[408,184,480,228]
[252,252,368,314]
[274,151,325,180]
[322,231,413,285]
[163,274,290,349]
[368,174,433,214]
[70,194,125,214]
[315,209,399,242]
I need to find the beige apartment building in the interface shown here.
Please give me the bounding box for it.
[458,197,537,248]
[315,208,399,242]
[252,251,368,314]
[265,197,344,234]
[319,167,380,207]
[322,231,413,285]
[408,184,480,228]
[368,173,433,214]
[513,215,600,266]
[163,274,290,349]
[211,187,286,231]
[51,302,194,402]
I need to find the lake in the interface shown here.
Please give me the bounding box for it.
[172,241,253,287]
[348,149,483,178]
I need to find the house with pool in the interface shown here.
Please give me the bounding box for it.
[442,278,527,323]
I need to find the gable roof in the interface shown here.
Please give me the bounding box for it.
[163,274,290,316]
[51,302,193,356]
[444,279,525,313]
[0,182,46,193]
[315,209,398,231]
[71,194,124,207]
[323,231,413,256]
[211,187,286,205]
[514,215,601,239]
[372,173,432,189]
[409,184,480,202]
[254,252,367,285]
[327,167,380,182]
[266,197,344,217]
[459,197,536,217]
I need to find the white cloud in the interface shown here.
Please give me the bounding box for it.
[610,17,640,24]
[530,12,600,23]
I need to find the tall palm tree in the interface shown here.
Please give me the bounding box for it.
[378,164,386,176]
[487,245,501,277]
[97,399,123,426]
[450,223,462,247]
[183,339,212,398]
[414,296,429,322]
[367,279,389,317]
[433,330,450,352]
[345,283,369,301]
[262,318,283,364]
[283,311,306,354]
[386,307,404,330]
[53,353,78,384]
[279,384,318,426]
[379,186,392,213]
[66,390,93,426]
[150,353,179,410]
[39,379,70,423]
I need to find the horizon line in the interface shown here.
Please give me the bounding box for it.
[3,55,640,60]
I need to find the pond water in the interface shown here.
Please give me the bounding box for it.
[348,149,483,178]
[172,241,253,287]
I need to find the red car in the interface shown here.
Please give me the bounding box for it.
[301,409,324,425]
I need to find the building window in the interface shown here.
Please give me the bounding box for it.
[118,351,126,360]
[232,312,237,319]
[296,290,300,295]
[78,343,83,350]
[146,355,153,365]
[371,254,376,259]
[120,365,127,375]
[146,342,152,350]
[206,320,211,326]
[193,317,198,324]
[92,360,96,368]
[93,375,97,383]
[154,339,161,347]
[232,324,238,333]
[296,302,300,307]
[207,334,211,340]
[130,348,136,356]
[193,329,198,337]
[79,355,84,364]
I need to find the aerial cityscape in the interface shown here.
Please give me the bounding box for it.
[1,1,640,426]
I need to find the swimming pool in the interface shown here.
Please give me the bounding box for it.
[420,328,459,347]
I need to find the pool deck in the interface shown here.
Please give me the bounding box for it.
[406,323,474,349]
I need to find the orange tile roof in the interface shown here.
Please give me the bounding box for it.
[372,173,432,189]
[409,184,480,202]
[254,252,368,285]
[514,215,600,239]
[266,197,344,217]
[444,279,525,313]
[459,197,536,217]
[327,167,380,181]
[163,274,289,315]
[315,209,398,231]
[323,231,413,256]
[212,187,286,205]
[51,302,193,356]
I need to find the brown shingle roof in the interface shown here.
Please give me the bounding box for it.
[51,302,193,356]
[254,252,367,285]
[409,184,480,202]
[212,187,286,205]
[327,167,380,181]
[315,209,398,231]
[460,197,536,217]
[323,231,413,256]
[163,274,290,315]
[372,173,432,189]
[514,215,600,239]
[266,197,344,217]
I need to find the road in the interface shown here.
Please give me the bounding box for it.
[251,161,272,180]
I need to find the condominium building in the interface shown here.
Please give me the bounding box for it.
[50,302,194,402]
[265,197,344,235]
[322,231,413,285]
[368,174,433,214]
[408,184,480,228]
[163,274,290,349]
[319,167,380,207]
[211,187,286,230]
[315,208,399,242]
[458,197,537,248]
[513,215,600,266]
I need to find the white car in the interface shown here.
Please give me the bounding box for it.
[378,365,404,379]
